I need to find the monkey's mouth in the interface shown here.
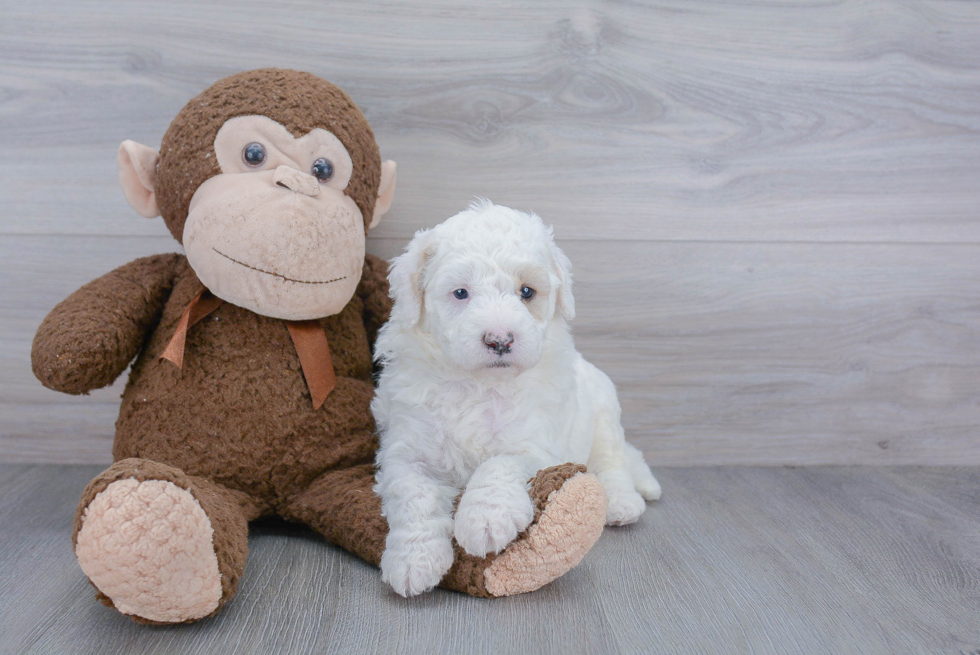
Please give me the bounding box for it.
[212,248,347,285]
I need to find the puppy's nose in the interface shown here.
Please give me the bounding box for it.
[483,332,514,356]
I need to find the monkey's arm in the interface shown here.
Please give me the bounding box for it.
[357,253,393,352]
[32,253,184,395]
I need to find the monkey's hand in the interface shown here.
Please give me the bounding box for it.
[32,253,183,395]
[358,253,393,352]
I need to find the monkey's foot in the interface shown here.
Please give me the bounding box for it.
[442,463,607,597]
[75,477,222,623]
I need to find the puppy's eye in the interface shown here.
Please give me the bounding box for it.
[242,142,266,167]
[520,286,535,300]
[311,157,334,182]
[453,289,469,300]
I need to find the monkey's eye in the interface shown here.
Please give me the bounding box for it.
[520,286,535,300]
[311,158,334,182]
[242,143,266,167]
[453,289,469,300]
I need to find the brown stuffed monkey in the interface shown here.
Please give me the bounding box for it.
[31,69,606,624]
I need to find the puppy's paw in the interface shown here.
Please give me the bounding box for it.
[454,485,535,557]
[380,534,454,597]
[635,474,662,501]
[605,489,647,526]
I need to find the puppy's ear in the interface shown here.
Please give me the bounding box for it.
[389,228,437,325]
[550,241,575,320]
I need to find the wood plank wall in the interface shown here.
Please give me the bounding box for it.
[2,0,979,465]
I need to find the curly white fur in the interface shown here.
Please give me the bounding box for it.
[372,200,661,597]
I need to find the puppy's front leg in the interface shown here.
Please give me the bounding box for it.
[454,454,547,557]
[376,461,457,597]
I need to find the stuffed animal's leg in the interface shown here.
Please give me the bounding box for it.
[73,458,258,624]
[446,463,607,597]
[280,463,389,568]
[284,463,606,598]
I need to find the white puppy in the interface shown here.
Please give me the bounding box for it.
[372,200,660,597]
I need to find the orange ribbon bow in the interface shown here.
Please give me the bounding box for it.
[160,288,337,409]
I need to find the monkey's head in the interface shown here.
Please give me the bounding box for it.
[117,69,397,320]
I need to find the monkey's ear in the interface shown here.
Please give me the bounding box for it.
[368,160,397,230]
[118,140,160,218]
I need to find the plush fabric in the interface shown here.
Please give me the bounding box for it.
[32,253,183,395]
[483,467,607,597]
[76,477,223,623]
[155,68,381,242]
[441,463,602,598]
[41,252,396,620]
[73,457,256,624]
[41,253,385,511]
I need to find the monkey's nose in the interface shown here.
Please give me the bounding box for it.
[273,165,320,197]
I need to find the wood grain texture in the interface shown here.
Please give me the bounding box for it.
[5,236,980,465]
[1,465,977,654]
[1,0,979,241]
[2,0,980,465]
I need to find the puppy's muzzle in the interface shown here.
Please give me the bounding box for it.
[483,332,514,356]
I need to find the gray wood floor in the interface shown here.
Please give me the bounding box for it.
[1,465,978,654]
[3,0,980,466]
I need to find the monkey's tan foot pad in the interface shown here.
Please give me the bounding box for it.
[443,463,607,597]
[75,478,222,623]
